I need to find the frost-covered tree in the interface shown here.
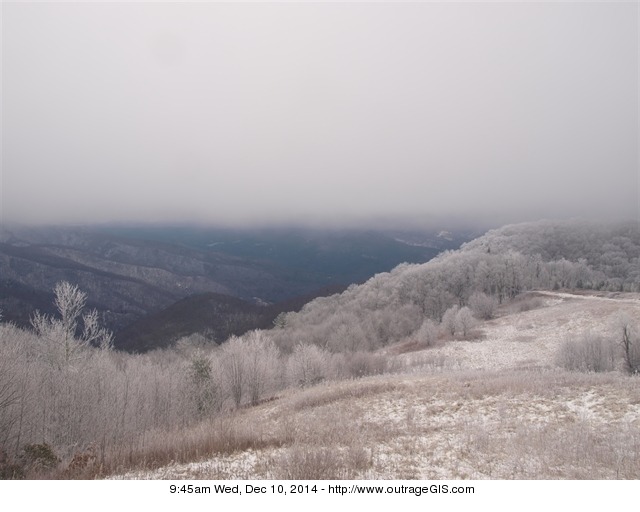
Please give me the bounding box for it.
[30,281,112,368]
[454,306,477,337]
[219,336,247,407]
[415,319,439,347]
[441,305,460,336]
[287,344,330,388]
[243,330,281,406]
[469,291,498,320]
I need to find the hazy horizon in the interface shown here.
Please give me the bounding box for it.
[2,1,638,228]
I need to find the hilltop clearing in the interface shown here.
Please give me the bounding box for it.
[114,291,640,480]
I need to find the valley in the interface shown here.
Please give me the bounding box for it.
[0,225,466,350]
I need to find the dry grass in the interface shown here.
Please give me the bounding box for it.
[109,369,640,480]
[284,378,401,412]
[101,414,293,479]
[265,443,374,480]
[500,292,547,314]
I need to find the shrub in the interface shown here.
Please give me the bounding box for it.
[0,448,25,479]
[21,443,60,475]
[343,351,386,378]
[271,444,372,480]
[469,292,498,320]
[556,333,617,373]
[23,443,59,467]
[514,295,544,312]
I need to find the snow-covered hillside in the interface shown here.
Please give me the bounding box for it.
[115,291,640,480]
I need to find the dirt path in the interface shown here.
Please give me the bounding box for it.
[536,290,640,304]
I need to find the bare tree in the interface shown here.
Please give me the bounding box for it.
[219,336,247,407]
[618,315,640,374]
[81,309,113,351]
[31,282,112,368]
[32,282,87,367]
[0,333,22,449]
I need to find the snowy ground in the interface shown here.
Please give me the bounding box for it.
[399,291,640,372]
[114,291,640,480]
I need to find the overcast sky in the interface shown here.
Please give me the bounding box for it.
[2,1,638,228]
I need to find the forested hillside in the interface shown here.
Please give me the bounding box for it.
[271,220,640,353]
[462,220,640,289]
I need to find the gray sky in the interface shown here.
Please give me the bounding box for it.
[2,1,638,227]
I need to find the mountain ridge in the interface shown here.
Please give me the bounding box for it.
[0,224,462,343]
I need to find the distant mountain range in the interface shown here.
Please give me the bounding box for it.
[0,224,474,351]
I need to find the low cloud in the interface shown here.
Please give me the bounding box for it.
[2,2,638,227]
